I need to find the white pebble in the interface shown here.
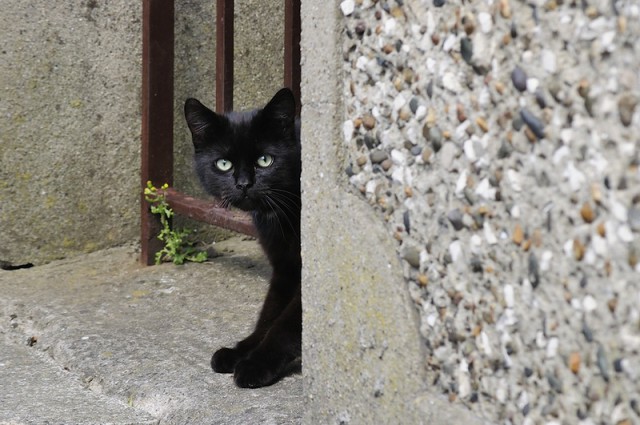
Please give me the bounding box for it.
[457,359,471,398]
[476,178,497,201]
[455,169,468,196]
[483,222,498,245]
[390,149,406,165]
[564,162,586,191]
[384,17,397,35]
[617,225,634,243]
[478,12,493,33]
[546,337,559,358]
[427,313,437,327]
[340,0,355,16]
[583,295,597,312]
[526,78,540,93]
[470,234,483,254]
[504,284,515,308]
[478,331,493,356]
[507,169,522,192]
[611,199,628,222]
[442,34,457,52]
[342,120,355,142]
[442,72,463,93]
[541,49,557,74]
[415,105,427,120]
[463,138,476,161]
[449,240,464,264]
[392,94,406,111]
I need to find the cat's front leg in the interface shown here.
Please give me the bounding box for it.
[233,287,301,388]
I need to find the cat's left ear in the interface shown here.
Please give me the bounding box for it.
[184,98,222,146]
[263,88,296,134]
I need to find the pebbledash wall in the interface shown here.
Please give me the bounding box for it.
[322,0,638,423]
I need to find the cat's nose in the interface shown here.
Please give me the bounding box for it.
[236,179,253,192]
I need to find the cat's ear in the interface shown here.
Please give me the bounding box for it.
[262,88,296,132]
[184,98,222,145]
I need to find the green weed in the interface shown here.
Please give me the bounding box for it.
[144,181,208,265]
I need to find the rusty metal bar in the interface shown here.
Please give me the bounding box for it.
[141,0,175,265]
[216,0,234,112]
[284,0,301,116]
[162,188,257,237]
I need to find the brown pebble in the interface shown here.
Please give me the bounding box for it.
[618,16,627,33]
[607,297,618,313]
[457,103,467,122]
[578,79,590,98]
[399,107,412,121]
[356,155,367,167]
[476,117,489,133]
[597,222,606,237]
[471,325,482,337]
[425,108,437,127]
[442,130,452,139]
[431,33,440,45]
[591,183,602,203]
[495,81,505,95]
[502,33,512,45]
[524,127,537,143]
[421,148,433,163]
[382,44,394,54]
[512,223,524,245]
[581,202,596,223]
[500,0,511,18]
[573,239,585,261]
[417,274,428,286]
[531,229,542,247]
[404,186,413,197]
[381,158,392,171]
[522,239,532,252]
[353,118,363,129]
[362,114,376,130]
[569,352,581,374]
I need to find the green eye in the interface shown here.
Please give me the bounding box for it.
[215,158,233,171]
[256,154,274,168]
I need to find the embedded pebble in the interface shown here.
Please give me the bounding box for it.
[511,66,527,92]
[520,108,545,139]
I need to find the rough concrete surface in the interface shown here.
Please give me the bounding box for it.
[0,238,302,424]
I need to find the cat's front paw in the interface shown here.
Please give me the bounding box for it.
[233,356,282,388]
[211,347,241,373]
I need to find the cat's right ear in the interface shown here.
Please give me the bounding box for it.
[184,98,220,146]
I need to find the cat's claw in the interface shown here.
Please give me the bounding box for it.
[211,347,240,373]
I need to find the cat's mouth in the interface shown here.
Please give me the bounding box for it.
[232,195,256,212]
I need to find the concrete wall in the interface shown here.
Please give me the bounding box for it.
[0,0,284,265]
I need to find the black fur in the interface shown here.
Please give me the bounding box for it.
[184,88,301,388]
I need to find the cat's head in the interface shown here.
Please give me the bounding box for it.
[184,88,300,213]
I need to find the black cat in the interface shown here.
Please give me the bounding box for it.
[184,88,301,388]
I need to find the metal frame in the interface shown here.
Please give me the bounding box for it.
[140,0,301,265]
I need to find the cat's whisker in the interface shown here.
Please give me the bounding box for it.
[264,194,299,239]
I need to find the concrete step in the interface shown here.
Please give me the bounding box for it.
[0,238,302,424]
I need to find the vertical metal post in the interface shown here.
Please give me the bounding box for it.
[216,0,234,113]
[141,0,175,265]
[284,0,301,116]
